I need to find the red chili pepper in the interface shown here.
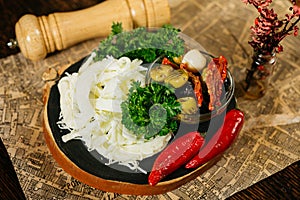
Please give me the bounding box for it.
[148,131,204,186]
[185,109,244,169]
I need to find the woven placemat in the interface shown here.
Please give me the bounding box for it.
[1,0,299,199]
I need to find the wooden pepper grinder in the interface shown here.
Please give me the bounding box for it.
[14,0,170,61]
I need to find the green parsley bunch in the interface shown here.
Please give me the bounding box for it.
[93,22,185,63]
[121,81,181,139]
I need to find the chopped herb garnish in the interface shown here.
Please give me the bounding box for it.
[93,22,185,63]
[121,81,181,139]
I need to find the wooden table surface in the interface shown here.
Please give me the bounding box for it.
[0,0,299,199]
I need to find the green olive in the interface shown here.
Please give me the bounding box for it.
[172,56,182,64]
[165,69,189,88]
[177,97,198,114]
[150,64,174,82]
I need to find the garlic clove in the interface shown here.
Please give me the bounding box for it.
[182,49,207,73]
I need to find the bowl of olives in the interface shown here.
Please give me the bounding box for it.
[145,36,235,125]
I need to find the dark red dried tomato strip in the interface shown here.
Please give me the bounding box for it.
[162,57,179,69]
[213,55,228,82]
[180,63,204,107]
[205,60,223,111]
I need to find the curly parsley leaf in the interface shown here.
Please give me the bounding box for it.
[111,22,123,35]
[121,81,181,139]
[93,23,185,63]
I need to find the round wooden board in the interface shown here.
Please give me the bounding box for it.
[41,57,233,195]
[43,116,221,195]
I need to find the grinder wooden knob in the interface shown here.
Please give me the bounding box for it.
[15,0,171,61]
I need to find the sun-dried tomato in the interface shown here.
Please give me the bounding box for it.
[189,72,203,107]
[204,60,223,111]
[162,57,179,69]
[213,55,227,82]
[180,63,203,107]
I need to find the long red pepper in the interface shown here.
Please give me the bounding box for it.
[148,131,204,186]
[185,109,244,169]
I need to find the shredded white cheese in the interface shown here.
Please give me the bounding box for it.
[57,54,171,173]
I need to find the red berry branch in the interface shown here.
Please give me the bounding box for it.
[242,0,300,54]
[242,0,300,92]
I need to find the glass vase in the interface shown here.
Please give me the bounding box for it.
[242,51,277,99]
